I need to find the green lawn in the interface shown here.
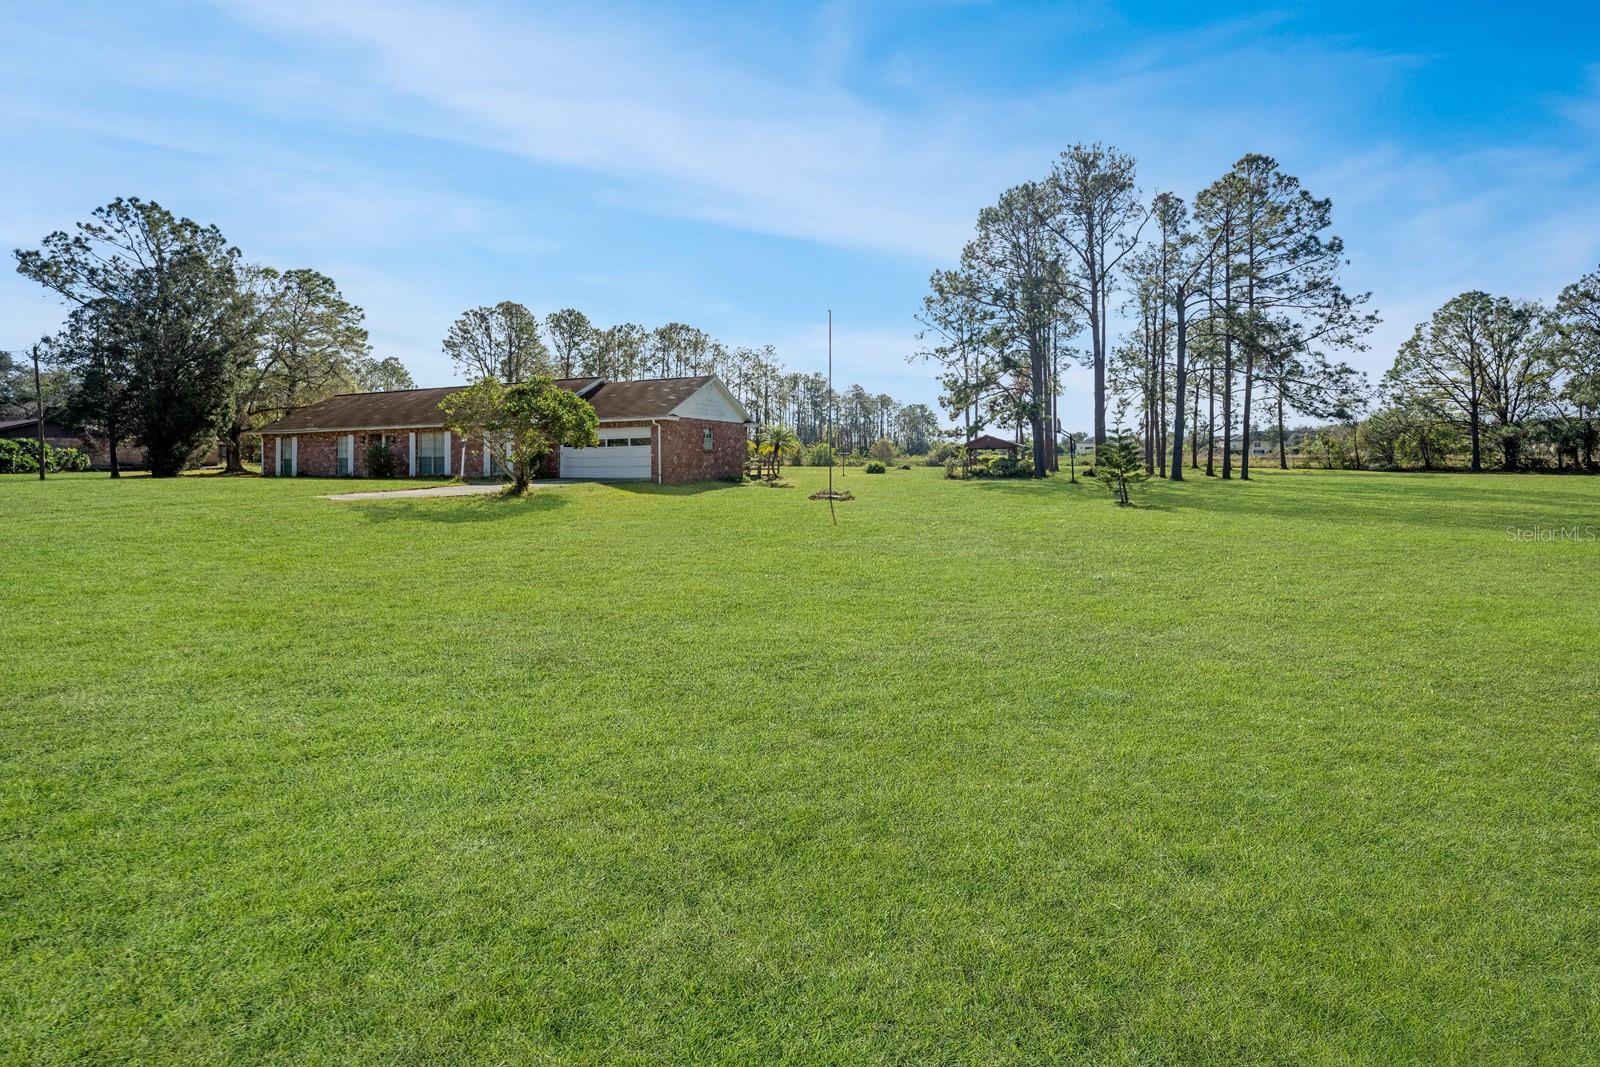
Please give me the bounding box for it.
[3,466,1597,1064]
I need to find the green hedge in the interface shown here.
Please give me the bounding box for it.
[0,437,92,474]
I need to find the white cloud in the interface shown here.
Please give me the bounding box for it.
[206,0,1010,260]
[7,0,1598,420]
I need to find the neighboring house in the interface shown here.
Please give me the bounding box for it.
[0,417,80,452]
[1247,429,1312,459]
[0,418,145,469]
[255,375,751,484]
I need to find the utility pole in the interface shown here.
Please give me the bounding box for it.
[33,343,46,481]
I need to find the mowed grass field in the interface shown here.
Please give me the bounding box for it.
[3,465,1598,1065]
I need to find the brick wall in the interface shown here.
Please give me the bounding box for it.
[659,417,746,483]
[261,429,495,478]
[262,421,745,483]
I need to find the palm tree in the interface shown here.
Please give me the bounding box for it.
[766,426,799,478]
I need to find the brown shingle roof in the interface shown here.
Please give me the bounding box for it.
[964,433,1019,451]
[587,376,712,419]
[255,376,722,433]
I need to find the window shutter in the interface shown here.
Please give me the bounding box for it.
[408,432,417,476]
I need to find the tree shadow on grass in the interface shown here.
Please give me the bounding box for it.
[1146,470,1600,533]
[605,479,745,496]
[962,478,1064,494]
[348,491,570,524]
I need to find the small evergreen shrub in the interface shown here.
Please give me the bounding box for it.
[366,439,399,478]
[865,461,886,474]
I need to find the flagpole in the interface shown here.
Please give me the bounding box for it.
[827,310,836,524]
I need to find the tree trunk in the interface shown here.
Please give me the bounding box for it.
[1220,243,1234,480]
[1206,356,1216,477]
[1027,325,1047,478]
[1276,389,1288,470]
[224,423,247,474]
[1190,366,1200,470]
[1092,286,1106,446]
[1468,370,1482,472]
[1170,293,1187,481]
[107,412,121,479]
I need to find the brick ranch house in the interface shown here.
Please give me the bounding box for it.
[255,375,751,484]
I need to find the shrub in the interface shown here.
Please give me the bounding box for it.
[925,441,960,466]
[802,442,835,467]
[0,438,93,474]
[0,437,40,474]
[869,438,896,464]
[944,457,969,479]
[897,463,912,471]
[366,439,400,478]
[864,461,886,473]
[973,454,1034,478]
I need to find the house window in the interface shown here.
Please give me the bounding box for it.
[416,431,447,475]
[278,439,293,476]
[702,427,714,451]
[336,434,354,475]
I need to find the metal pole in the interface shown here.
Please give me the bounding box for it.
[33,344,46,481]
[827,310,836,525]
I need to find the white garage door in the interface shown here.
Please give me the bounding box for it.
[561,428,652,480]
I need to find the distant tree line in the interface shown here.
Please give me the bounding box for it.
[1374,272,1600,471]
[12,198,412,476]
[916,145,1375,481]
[440,302,940,457]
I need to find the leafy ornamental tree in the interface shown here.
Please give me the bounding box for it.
[1096,430,1147,506]
[15,197,248,476]
[438,376,598,493]
[443,301,552,383]
[222,267,370,472]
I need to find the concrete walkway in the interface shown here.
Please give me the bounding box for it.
[325,482,513,501]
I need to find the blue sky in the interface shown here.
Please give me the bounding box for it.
[4,0,1599,428]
